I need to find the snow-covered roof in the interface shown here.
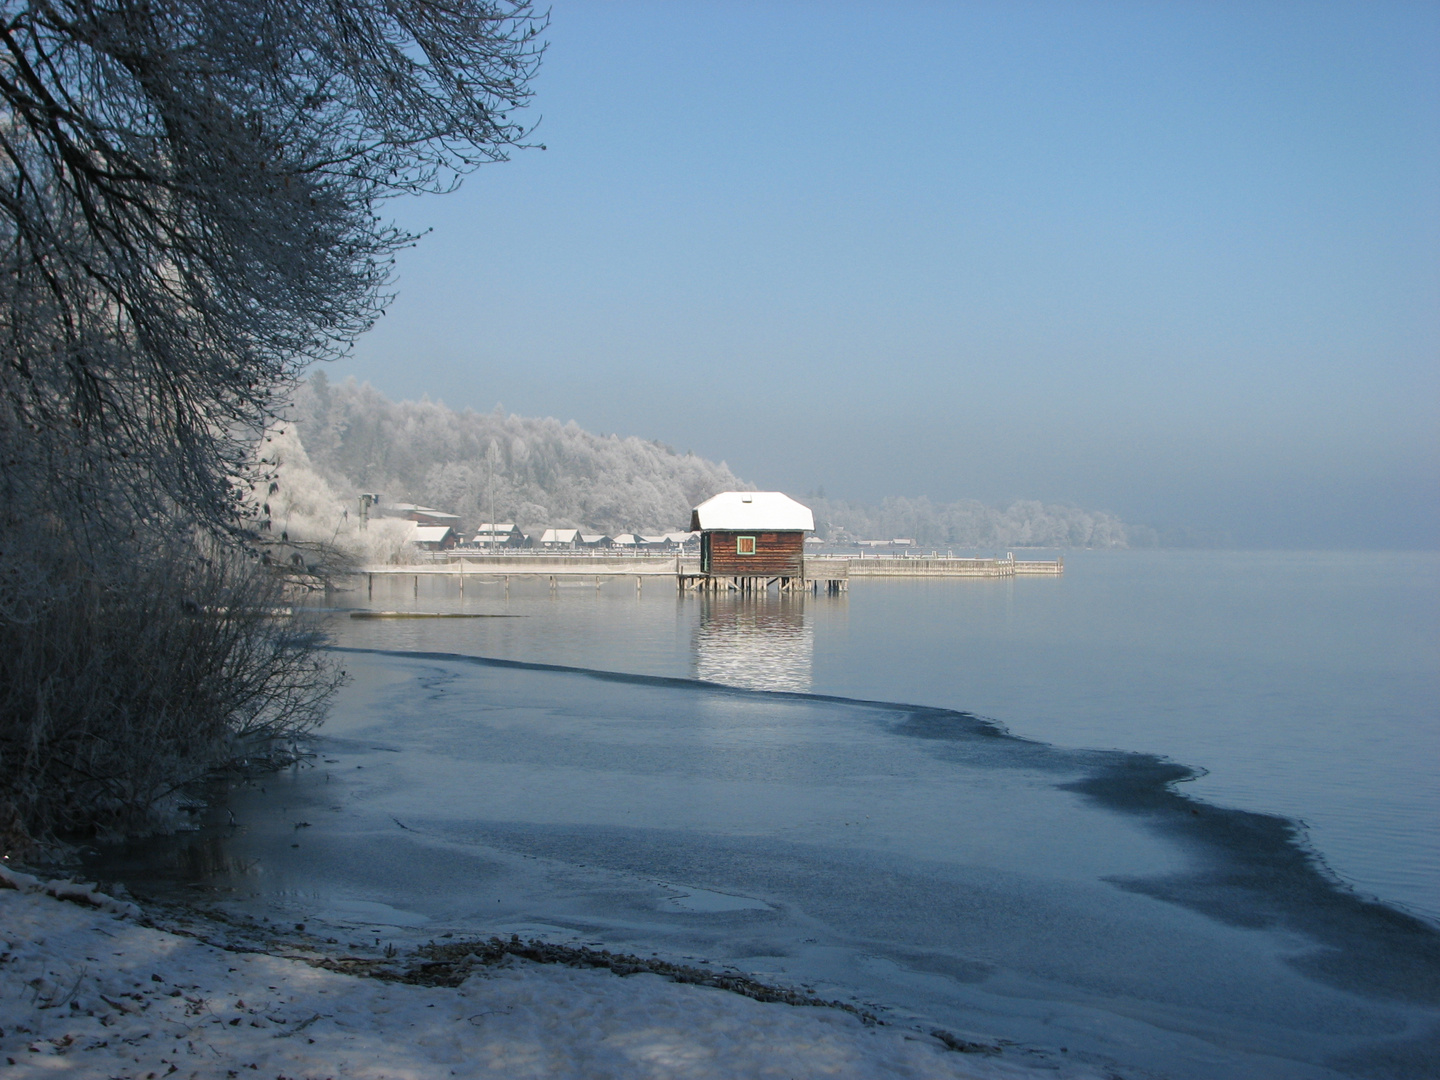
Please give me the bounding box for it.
[382,503,460,523]
[539,528,580,544]
[580,533,610,544]
[689,492,814,533]
[473,523,517,533]
[410,524,455,543]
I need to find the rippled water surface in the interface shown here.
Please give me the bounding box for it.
[95,550,1440,1079]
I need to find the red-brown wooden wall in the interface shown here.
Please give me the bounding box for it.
[701,531,805,577]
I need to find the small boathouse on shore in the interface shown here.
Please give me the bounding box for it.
[692,491,811,576]
[682,491,846,593]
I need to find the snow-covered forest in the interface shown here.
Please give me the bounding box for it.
[290,374,746,534]
[286,375,1133,549]
[809,495,1133,549]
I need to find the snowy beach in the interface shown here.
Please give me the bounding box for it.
[0,868,1056,1080]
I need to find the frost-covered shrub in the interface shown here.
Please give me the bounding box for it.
[0,1,543,850]
[0,533,341,851]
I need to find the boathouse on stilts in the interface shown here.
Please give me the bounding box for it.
[681,491,846,594]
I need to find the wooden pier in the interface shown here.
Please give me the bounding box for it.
[844,553,1063,577]
[357,551,1060,597]
[678,557,850,595]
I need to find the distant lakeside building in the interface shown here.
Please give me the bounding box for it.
[410,523,458,551]
[538,527,583,549]
[472,522,524,547]
[351,491,701,552]
[375,502,461,528]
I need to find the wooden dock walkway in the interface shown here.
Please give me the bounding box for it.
[357,551,1061,596]
[844,554,1063,577]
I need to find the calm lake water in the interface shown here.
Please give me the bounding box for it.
[95,549,1440,1079]
[333,548,1440,925]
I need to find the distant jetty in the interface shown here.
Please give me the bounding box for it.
[356,551,1062,598]
[843,552,1063,577]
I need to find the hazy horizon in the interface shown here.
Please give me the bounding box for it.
[334,1,1437,550]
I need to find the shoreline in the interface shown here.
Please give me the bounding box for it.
[1,865,1068,1080]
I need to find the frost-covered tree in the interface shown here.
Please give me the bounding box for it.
[0,1,544,847]
[290,376,747,535]
[808,495,1130,549]
[0,0,544,550]
[285,376,1133,549]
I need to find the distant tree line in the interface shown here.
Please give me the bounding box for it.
[286,377,1133,551]
[290,374,745,536]
[809,496,1133,549]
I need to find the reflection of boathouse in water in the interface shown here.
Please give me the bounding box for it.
[685,493,839,691]
[693,596,814,693]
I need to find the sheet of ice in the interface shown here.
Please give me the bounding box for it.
[319,898,431,927]
[330,552,1440,926]
[0,887,1055,1079]
[661,885,774,914]
[90,649,1440,1079]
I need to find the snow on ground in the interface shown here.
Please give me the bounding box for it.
[1,873,1055,1080]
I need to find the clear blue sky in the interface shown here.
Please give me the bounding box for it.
[339,1,1439,548]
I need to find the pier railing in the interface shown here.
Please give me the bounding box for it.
[832,553,1062,577]
[361,550,1061,580]
[370,553,692,575]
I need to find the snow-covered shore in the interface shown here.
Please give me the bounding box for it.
[1,868,1052,1080]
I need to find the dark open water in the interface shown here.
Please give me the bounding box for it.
[94,550,1440,1079]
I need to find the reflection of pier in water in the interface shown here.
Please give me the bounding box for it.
[692,595,817,693]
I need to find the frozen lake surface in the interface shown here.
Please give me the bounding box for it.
[95,551,1440,1078]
